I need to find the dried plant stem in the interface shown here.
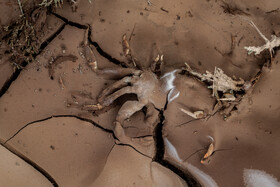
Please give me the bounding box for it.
[179,108,204,119]
[249,21,269,42]
[17,0,24,16]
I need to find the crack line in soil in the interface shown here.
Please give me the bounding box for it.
[176,118,202,127]
[1,8,273,187]
[153,108,202,186]
[50,11,127,67]
[4,115,150,159]
[4,115,113,144]
[183,148,206,162]
[0,142,59,187]
[116,143,152,159]
[49,11,88,29]
[132,134,153,139]
[0,22,67,98]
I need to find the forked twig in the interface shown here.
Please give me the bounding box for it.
[244,21,280,59]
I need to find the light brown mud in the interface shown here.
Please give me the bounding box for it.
[0,0,279,186]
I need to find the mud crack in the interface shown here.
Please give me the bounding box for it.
[50,11,127,67]
[0,142,59,187]
[4,115,113,144]
[116,142,151,159]
[4,114,151,159]
[153,109,202,186]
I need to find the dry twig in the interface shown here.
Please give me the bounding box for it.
[179,108,204,119]
[244,21,280,59]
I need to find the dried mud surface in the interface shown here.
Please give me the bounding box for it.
[0,0,280,186]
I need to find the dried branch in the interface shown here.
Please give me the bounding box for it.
[179,108,204,119]
[244,21,280,58]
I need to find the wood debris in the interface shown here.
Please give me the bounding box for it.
[122,33,137,67]
[59,75,65,89]
[82,28,98,71]
[88,61,98,72]
[180,108,204,119]
[151,54,164,77]
[184,62,244,97]
[82,103,103,110]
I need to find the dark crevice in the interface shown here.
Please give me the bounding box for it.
[50,11,127,67]
[50,11,88,29]
[116,143,152,159]
[88,25,127,67]
[157,160,201,186]
[0,65,24,98]
[152,110,165,162]
[0,143,59,187]
[132,134,153,139]
[0,22,67,98]
[152,108,201,186]
[4,114,113,144]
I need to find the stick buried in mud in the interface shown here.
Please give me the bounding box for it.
[81,27,98,71]
[48,55,78,80]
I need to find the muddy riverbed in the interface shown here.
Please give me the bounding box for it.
[0,0,279,186]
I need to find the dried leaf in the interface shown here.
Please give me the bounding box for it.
[154,54,160,62]
[122,34,130,56]
[201,143,214,164]
[88,61,98,72]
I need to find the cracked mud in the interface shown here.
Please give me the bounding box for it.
[0,0,280,187]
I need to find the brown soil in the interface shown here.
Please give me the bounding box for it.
[0,0,279,186]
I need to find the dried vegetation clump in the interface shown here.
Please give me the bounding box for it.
[1,7,47,68]
[184,62,245,98]
[183,62,247,119]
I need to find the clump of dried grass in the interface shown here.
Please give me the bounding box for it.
[2,7,47,68]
